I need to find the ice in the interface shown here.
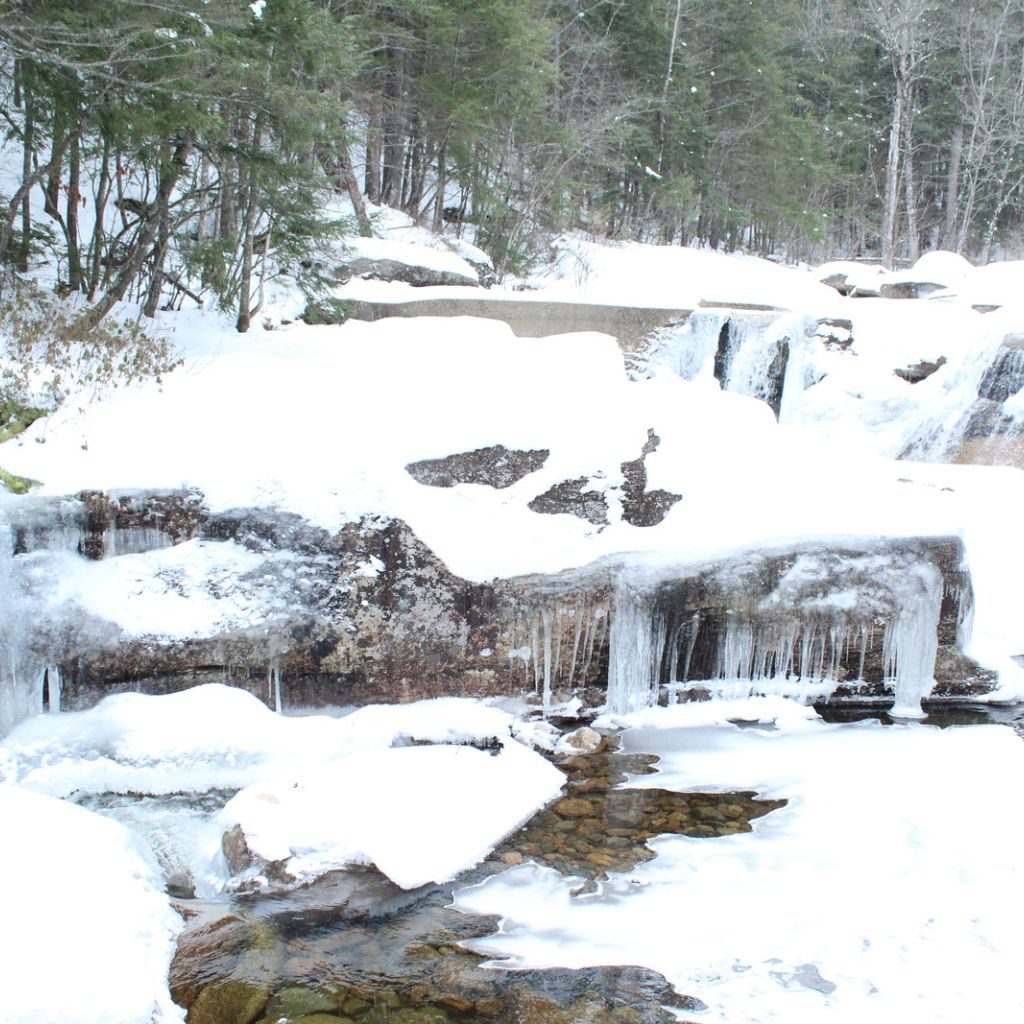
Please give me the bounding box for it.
[0,685,564,889]
[454,708,1024,1023]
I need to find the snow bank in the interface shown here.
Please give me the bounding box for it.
[221,738,564,888]
[0,685,564,888]
[0,784,183,1024]
[455,710,1024,1023]
[0,684,525,796]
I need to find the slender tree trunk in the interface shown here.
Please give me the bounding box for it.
[881,78,906,267]
[19,81,33,273]
[902,105,918,264]
[87,136,192,326]
[942,118,964,249]
[339,140,372,236]
[67,129,84,291]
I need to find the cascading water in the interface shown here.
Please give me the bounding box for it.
[0,515,47,734]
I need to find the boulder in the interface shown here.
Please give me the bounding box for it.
[894,357,946,384]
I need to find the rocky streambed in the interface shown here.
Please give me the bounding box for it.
[169,736,784,1024]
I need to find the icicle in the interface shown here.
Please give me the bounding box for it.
[882,564,943,717]
[45,665,62,714]
[267,665,283,714]
[541,607,553,712]
[607,584,665,714]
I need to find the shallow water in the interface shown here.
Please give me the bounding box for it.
[165,739,779,1023]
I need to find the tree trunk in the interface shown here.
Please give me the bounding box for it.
[942,118,964,250]
[87,136,192,326]
[66,129,84,292]
[881,77,906,267]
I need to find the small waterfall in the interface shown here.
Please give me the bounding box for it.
[641,312,808,421]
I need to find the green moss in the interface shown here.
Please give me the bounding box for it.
[0,466,37,494]
[0,399,47,444]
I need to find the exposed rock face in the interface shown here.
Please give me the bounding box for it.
[4,491,996,715]
[333,256,479,289]
[894,356,946,384]
[406,445,549,489]
[978,336,1024,402]
[619,429,681,528]
[528,478,609,526]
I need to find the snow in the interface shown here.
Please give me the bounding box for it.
[0,784,184,1024]
[0,685,563,889]
[221,737,564,889]
[2,237,1024,703]
[454,704,1024,1023]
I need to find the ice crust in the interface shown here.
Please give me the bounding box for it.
[455,702,1024,1023]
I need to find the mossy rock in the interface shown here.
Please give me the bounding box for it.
[263,987,339,1020]
[0,466,37,494]
[187,979,270,1024]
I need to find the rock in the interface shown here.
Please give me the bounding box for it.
[222,824,254,874]
[333,256,479,289]
[552,798,595,819]
[187,980,270,1024]
[264,986,339,1020]
[815,317,853,350]
[406,445,549,489]
[619,430,682,528]
[894,357,946,383]
[500,851,524,866]
[558,727,605,755]
[165,868,196,899]
[528,478,608,525]
[879,279,946,300]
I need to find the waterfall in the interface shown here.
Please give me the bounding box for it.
[640,311,809,421]
[0,516,47,735]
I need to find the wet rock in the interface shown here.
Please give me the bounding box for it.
[406,445,549,489]
[552,797,595,819]
[528,478,608,525]
[187,980,270,1024]
[222,824,254,875]
[166,868,196,899]
[978,337,1024,402]
[264,986,339,1019]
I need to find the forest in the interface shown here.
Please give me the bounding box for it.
[2,0,1024,330]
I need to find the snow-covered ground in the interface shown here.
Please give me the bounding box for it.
[4,211,1024,1024]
